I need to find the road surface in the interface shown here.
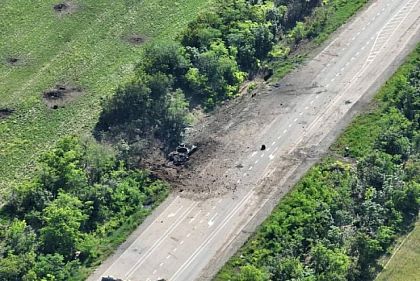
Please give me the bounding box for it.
[89,0,420,280]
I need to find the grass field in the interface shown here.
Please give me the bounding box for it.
[376,221,420,281]
[0,0,210,191]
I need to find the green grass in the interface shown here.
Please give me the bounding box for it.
[375,221,420,281]
[0,0,210,191]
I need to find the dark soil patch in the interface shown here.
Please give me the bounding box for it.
[124,34,147,45]
[6,57,19,65]
[53,1,78,15]
[0,108,15,120]
[43,84,83,109]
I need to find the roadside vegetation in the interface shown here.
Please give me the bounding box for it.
[215,45,420,281]
[96,0,368,161]
[0,136,168,280]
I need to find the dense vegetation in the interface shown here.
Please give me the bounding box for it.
[215,45,420,281]
[0,0,210,190]
[95,0,364,153]
[0,136,168,280]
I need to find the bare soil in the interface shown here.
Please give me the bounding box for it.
[43,84,83,109]
[0,108,15,120]
[144,78,308,200]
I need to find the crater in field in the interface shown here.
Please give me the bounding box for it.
[125,34,147,45]
[6,57,19,65]
[0,108,15,120]
[53,2,78,15]
[43,84,83,109]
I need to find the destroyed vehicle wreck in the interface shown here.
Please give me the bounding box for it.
[168,143,197,165]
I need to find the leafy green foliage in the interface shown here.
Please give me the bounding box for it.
[0,136,168,280]
[216,46,420,281]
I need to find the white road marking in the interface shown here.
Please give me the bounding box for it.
[173,248,177,252]
[294,118,298,122]
[272,141,276,146]
[299,112,303,116]
[269,154,275,160]
[237,179,240,184]
[288,124,292,128]
[168,206,183,218]
[255,160,259,164]
[153,270,157,275]
[248,166,253,170]
[283,129,287,134]
[208,213,218,227]
[251,151,257,157]
[180,241,184,245]
[310,100,314,105]
[199,219,204,224]
[159,263,164,267]
[331,78,335,82]
[124,202,197,278]
[170,191,256,281]
[186,233,191,238]
[260,153,265,158]
[189,210,201,224]
[166,255,171,259]
[305,106,309,110]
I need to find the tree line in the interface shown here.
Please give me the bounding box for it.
[0,137,168,280]
[95,0,329,156]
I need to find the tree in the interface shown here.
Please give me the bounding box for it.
[234,265,270,281]
[40,193,86,259]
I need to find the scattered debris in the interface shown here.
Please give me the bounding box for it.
[43,84,83,109]
[261,144,266,151]
[345,100,352,104]
[344,146,350,157]
[101,276,123,281]
[168,143,197,166]
[0,108,15,119]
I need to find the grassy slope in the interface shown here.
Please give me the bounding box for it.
[0,0,210,190]
[375,221,420,281]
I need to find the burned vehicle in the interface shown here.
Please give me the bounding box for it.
[168,143,197,165]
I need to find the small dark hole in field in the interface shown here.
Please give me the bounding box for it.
[43,84,83,109]
[0,108,15,119]
[125,34,147,45]
[6,57,19,65]
[54,3,69,12]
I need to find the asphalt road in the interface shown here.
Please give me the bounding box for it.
[89,1,420,280]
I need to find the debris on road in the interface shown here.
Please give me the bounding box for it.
[101,276,123,281]
[261,144,266,151]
